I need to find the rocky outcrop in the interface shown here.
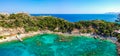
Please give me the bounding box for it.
[116,42,120,56]
[0,27,25,36]
[71,29,80,34]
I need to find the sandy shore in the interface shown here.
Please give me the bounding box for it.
[0,31,41,43]
[0,30,117,43]
[0,31,93,43]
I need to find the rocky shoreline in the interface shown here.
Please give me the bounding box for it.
[115,42,120,55]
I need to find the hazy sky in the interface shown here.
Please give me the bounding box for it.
[0,0,120,14]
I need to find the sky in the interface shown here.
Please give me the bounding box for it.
[0,0,120,14]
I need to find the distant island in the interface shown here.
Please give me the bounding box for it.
[105,12,120,14]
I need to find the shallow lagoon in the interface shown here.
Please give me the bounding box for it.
[0,34,117,56]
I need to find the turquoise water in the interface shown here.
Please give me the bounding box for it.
[0,34,117,56]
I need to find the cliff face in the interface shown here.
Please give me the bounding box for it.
[0,27,25,36]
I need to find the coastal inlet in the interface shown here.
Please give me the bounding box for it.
[0,34,117,56]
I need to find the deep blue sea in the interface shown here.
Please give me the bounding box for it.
[31,14,117,22]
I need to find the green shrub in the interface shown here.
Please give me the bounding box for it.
[0,36,4,39]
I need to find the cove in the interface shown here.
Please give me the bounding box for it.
[0,34,117,56]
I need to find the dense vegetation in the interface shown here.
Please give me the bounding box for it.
[0,13,120,42]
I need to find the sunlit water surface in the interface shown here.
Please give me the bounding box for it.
[0,34,117,56]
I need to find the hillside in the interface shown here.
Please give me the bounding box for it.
[0,13,120,42]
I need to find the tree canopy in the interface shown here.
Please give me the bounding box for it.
[0,13,120,42]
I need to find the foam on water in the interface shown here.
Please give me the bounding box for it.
[0,34,117,56]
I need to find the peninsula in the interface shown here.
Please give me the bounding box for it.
[0,13,120,56]
[0,13,119,42]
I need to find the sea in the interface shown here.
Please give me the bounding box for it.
[0,14,118,56]
[0,34,117,56]
[31,14,118,22]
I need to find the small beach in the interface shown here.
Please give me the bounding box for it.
[0,31,116,43]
